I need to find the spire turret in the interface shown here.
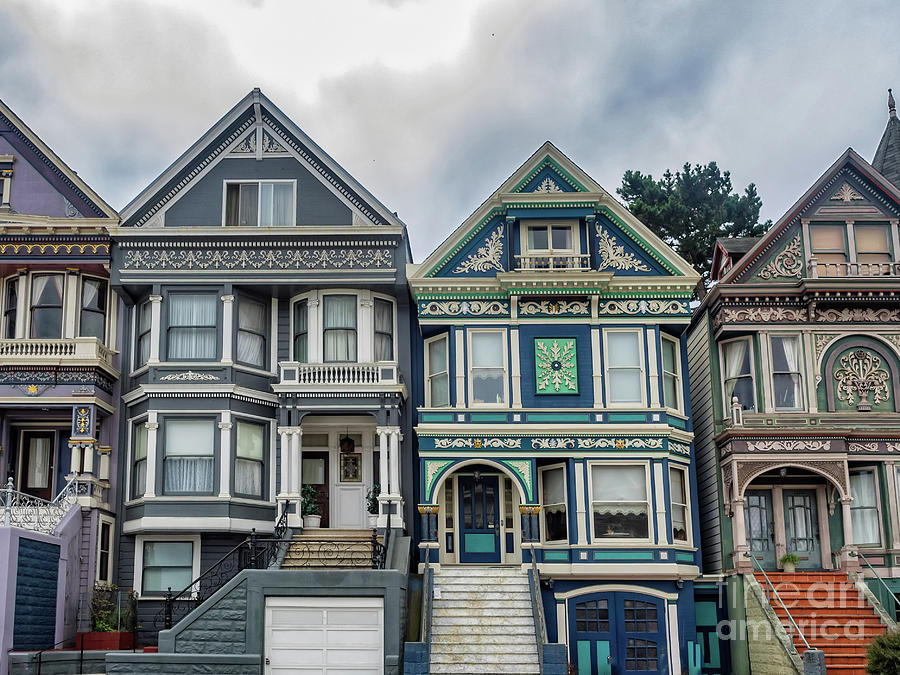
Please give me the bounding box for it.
[874,88,900,187]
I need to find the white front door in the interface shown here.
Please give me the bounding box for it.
[265,596,383,674]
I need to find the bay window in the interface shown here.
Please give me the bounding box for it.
[79,278,107,339]
[850,470,880,547]
[163,418,215,494]
[323,295,357,362]
[132,422,148,498]
[4,277,16,338]
[136,301,152,367]
[236,297,266,368]
[426,334,450,407]
[374,298,393,361]
[669,466,689,543]
[591,464,650,539]
[167,293,217,360]
[770,335,803,410]
[469,330,506,405]
[30,273,64,338]
[540,465,568,543]
[235,420,264,498]
[606,330,643,404]
[661,335,682,411]
[140,540,194,597]
[225,180,295,227]
[722,338,755,413]
[293,299,308,362]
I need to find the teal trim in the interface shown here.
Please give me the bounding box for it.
[543,550,569,561]
[463,533,496,553]
[597,641,611,675]
[607,413,647,423]
[676,552,695,562]
[526,413,591,422]
[422,413,454,422]
[668,416,687,430]
[577,641,591,675]
[470,413,508,422]
[592,550,654,561]
[689,641,702,674]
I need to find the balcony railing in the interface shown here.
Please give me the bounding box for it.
[0,337,114,367]
[277,361,401,389]
[514,253,591,271]
[807,258,900,278]
[1,476,91,534]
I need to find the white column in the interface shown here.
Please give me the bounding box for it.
[221,294,235,365]
[732,497,748,570]
[290,428,302,495]
[82,444,94,475]
[841,496,855,550]
[63,271,78,339]
[454,328,465,408]
[510,327,522,408]
[218,412,232,497]
[389,428,401,497]
[14,275,26,339]
[148,295,162,364]
[591,327,602,407]
[278,427,291,497]
[376,427,390,491]
[308,298,321,362]
[358,296,374,362]
[69,444,82,474]
[145,413,159,498]
[574,461,587,545]
[654,461,668,545]
[646,328,660,409]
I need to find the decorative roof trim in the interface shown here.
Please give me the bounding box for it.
[510,155,588,193]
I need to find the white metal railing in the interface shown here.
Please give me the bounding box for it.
[278,361,400,387]
[807,257,900,278]
[0,337,113,364]
[515,253,590,271]
[1,476,90,534]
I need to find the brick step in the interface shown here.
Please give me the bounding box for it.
[759,572,849,580]
[772,609,883,622]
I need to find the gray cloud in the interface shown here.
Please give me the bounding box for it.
[2,0,899,260]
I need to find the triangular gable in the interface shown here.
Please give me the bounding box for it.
[120,88,404,229]
[0,98,116,220]
[418,141,697,280]
[725,148,900,284]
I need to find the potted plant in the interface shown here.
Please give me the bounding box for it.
[76,583,137,650]
[301,483,321,528]
[366,484,380,527]
[780,553,800,573]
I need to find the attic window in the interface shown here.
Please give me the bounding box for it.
[224,180,295,227]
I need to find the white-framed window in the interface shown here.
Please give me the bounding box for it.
[163,418,216,495]
[236,296,267,368]
[223,179,296,227]
[323,294,357,362]
[669,464,690,544]
[856,223,892,263]
[721,337,755,414]
[539,464,568,543]
[132,422,148,499]
[770,334,803,411]
[167,293,217,360]
[850,469,881,547]
[604,329,645,405]
[134,535,200,598]
[30,273,64,338]
[79,278,107,339]
[661,334,682,411]
[589,462,651,541]
[468,329,507,406]
[136,301,152,368]
[425,334,450,408]
[524,222,577,254]
[374,298,394,362]
[292,298,308,363]
[809,220,895,275]
[4,277,17,339]
[95,515,115,583]
[810,223,848,268]
[235,420,265,498]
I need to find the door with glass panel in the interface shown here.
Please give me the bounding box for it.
[302,451,330,528]
[458,475,501,563]
[20,431,55,500]
[783,489,821,569]
[744,490,776,570]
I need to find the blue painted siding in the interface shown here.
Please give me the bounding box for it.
[518,324,593,408]
[435,214,506,277]
[13,538,60,650]
[591,214,668,275]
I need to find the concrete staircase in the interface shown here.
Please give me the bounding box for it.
[281,528,379,569]
[430,565,540,674]
[756,571,887,675]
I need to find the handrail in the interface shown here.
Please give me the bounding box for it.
[2,476,89,534]
[420,555,433,650]
[529,543,548,673]
[745,553,811,650]
[851,550,900,612]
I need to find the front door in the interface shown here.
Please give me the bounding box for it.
[458,475,501,563]
[570,592,667,675]
[302,451,330,528]
[20,431,55,501]
[783,489,821,569]
[744,489,776,569]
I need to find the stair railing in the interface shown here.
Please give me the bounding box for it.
[851,550,900,613]
[420,555,434,660]
[745,552,811,650]
[529,544,549,673]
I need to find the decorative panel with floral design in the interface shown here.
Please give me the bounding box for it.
[534,338,578,394]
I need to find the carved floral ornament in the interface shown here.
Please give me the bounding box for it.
[122,247,393,272]
[745,439,832,453]
[756,234,803,280]
[453,224,505,274]
[597,299,688,316]
[534,338,578,394]
[595,225,651,272]
[816,308,900,323]
[519,299,589,316]
[533,177,564,193]
[716,306,807,326]
[732,459,849,500]
[419,300,509,317]
[834,348,891,411]
[830,182,865,202]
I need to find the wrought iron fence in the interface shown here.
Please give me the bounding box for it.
[1,476,90,534]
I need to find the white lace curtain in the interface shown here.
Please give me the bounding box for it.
[164,419,214,493]
[591,465,647,503]
[168,294,217,359]
[237,299,266,367]
[723,339,748,401]
[323,295,357,362]
[260,182,293,227]
[374,299,393,361]
[30,274,64,338]
[775,336,802,409]
[26,436,51,489]
[235,421,264,497]
[851,471,880,545]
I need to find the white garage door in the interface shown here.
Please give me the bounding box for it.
[265,596,384,674]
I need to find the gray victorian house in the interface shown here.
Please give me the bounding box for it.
[110,89,414,664]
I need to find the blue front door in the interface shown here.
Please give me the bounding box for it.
[570,592,667,675]
[458,475,501,563]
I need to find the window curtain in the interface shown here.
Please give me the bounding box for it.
[168,294,217,359]
[780,336,802,408]
[268,183,293,227]
[592,465,646,502]
[293,300,308,362]
[138,302,152,365]
[164,419,214,493]
[323,295,357,362]
[237,300,266,366]
[27,436,51,489]
[235,421,264,497]
[851,471,880,545]
[374,299,393,361]
[30,274,64,338]
[133,424,148,497]
[5,278,17,339]
[471,332,504,404]
[428,337,449,407]
[723,340,748,401]
[80,279,107,339]
[542,467,567,542]
[143,541,193,594]
[239,183,258,226]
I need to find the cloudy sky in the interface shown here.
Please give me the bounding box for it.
[2,0,899,258]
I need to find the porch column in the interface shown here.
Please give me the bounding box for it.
[278,427,291,497]
[376,426,390,492]
[389,428,401,497]
[221,295,235,365]
[218,412,232,498]
[732,496,750,571]
[290,428,302,495]
[144,413,159,498]
[277,426,302,528]
[376,426,403,528]
[840,496,860,571]
[148,295,162,365]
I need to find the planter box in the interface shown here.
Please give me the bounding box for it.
[75,631,135,650]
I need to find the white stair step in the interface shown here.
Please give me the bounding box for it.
[434,599,533,610]
[432,625,536,637]
[432,642,538,655]
[431,664,540,674]
[432,634,538,646]
[431,614,534,626]
[436,578,530,588]
[437,566,524,575]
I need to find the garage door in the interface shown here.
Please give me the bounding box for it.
[265,596,384,674]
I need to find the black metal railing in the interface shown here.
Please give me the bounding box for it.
[274,534,385,569]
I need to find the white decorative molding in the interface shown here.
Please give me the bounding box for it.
[816,307,900,322]
[232,134,256,154]
[830,183,865,202]
[63,198,81,218]
[887,442,900,453]
[745,439,832,453]
[814,334,839,362]
[123,247,393,272]
[519,299,590,316]
[883,334,900,354]
[668,441,691,456]
[453,225,505,274]
[720,306,807,324]
[501,459,533,496]
[834,349,890,411]
[533,176,563,193]
[531,437,664,450]
[757,234,803,280]
[597,299,688,316]
[419,300,509,317]
[595,225,650,272]
[848,442,880,453]
[262,130,286,153]
[158,371,222,382]
[433,437,522,449]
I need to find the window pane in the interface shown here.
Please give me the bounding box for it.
[544,504,567,542]
[236,421,264,460]
[239,299,265,332]
[662,338,677,373]
[607,332,640,367]
[144,541,192,566]
[850,471,877,508]
[139,301,152,332]
[670,468,685,502]
[609,369,642,402]
[471,332,503,367]
[30,274,64,338]
[551,226,572,250]
[293,300,308,362]
[165,419,214,456]
[592,465,647,501]
[5,278,17,339]
[856,224,890,253]
[164,457,214,493]
[428,337,447,374]
[593,501,648,539]
[527,226,549,250]
[731,376,756,411]
[168,294,217,359]
[542,467,565,504]
[472,368,504,404]
[81,279,106,312]
[323,295,357,328]
[430,373,450,407]
[723,340,751,377]
[664,373,679,408]
[134,424,148,461]
[271,183,293,227]
[239,183,258,226]
[374,299,393,361]
[811,224,845,250]
[170,294,216,326]
[235,458,262,496]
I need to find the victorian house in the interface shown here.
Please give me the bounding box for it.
[690,93,900,674]
[407,143,704,674]
[0,98,120,671]
[111,89,414,663]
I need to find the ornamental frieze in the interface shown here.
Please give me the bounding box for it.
[0,241,109,257]
[744,439,832,453]
[595,225,650,272]
[735,459,848,499]
[597,299,689,316]
[816,307,900,323]
[715,306,807,327]
[433,437,521,449]
[419,300,509,317]
[519,299,589,316]
[531,437,665,450]
[453,224,505,274]
[121,246,393,272]
[848,442,880,453]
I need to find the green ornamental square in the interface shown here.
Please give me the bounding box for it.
[534,338,578,394]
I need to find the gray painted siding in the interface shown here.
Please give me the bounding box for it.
[687,312,724,573]
[13,538,60,650]
[164,157,351,227]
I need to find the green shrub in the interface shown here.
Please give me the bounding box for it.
[89,582,137,632]
[867,632,900,674]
